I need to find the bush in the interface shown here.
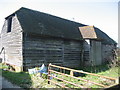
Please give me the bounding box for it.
[108,59,120,68]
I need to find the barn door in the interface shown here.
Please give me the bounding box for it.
[90,40,102,66]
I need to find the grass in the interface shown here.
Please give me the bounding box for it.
[1,69,32,88]
[82,66,118,87]
[118,57,120,61]
[0,63,57,89]
[1,70,57,89]
[0,63,32,89]
[83,64,119,78]
[50,63,119,88]
[0,62,119,88]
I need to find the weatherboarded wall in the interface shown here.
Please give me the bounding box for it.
[83,40,116,66]
[102,44,116,63]
[1,15,23,70]
[23,33,82,70]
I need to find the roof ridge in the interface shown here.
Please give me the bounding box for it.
[4,7,116,44]
[17,7,86,26]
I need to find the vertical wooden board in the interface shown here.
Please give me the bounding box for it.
[1,15,23,68]
[90,40,102,66]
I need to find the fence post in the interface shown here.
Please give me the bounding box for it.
[48,63,51,84]
[115,78,119,84]
[70,70,73,76]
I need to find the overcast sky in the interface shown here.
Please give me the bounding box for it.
[0,0,119,45]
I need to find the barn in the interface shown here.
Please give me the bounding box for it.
[0,7,117,71]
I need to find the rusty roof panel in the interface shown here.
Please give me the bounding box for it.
[79,26,97,39]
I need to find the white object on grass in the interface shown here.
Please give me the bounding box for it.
[28,68,37,74]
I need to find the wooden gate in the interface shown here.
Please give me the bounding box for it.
[47,63,118,88]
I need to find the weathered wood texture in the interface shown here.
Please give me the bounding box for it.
[63,40,82,68]
[102,44,116,63]
[1,15,23,68]
[90,40,102,66]
[23,34,82,70]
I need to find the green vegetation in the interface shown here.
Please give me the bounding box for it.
[1,70,32,88]
[118,57,120,61]
[50,65,118,88]
[0,63,56,88]
[0,63,9,69]
[82,64,119,78]
[0,62,119,89]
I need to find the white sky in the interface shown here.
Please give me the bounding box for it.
[0,0,119,44]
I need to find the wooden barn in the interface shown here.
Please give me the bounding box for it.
[0,7,117,71]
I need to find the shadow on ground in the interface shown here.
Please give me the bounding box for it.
[81,64,110,73]
[2,69,32,89]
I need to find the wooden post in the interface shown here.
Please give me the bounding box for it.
[81,40,84,68]
[63,69,65,74]
[48,63,51,84]
[70,70,73,76]
[115,78,119,84]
